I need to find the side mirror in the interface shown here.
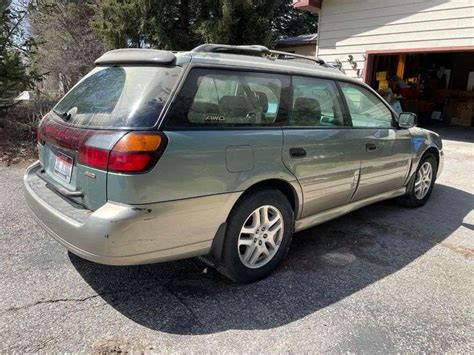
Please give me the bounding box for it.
[398,112,417,128]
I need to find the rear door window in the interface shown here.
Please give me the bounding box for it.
[53,66,182,129]
[289,76,345,127]
[165,68,290,128]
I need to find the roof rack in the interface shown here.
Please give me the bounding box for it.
[191,43,327,66]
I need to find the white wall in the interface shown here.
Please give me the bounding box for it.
[316,0,474,80]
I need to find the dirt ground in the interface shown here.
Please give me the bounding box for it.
[0,117,37,167]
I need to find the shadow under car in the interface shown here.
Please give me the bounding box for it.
[69,183,472,335]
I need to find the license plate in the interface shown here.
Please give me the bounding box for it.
[53,153,73,182]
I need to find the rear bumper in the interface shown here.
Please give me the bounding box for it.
[24,162,240,265]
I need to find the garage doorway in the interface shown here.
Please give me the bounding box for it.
[365,48,474,127]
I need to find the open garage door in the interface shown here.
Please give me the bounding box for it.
[365,47,474,127]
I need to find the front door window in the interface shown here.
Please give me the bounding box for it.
[339,82,394,128]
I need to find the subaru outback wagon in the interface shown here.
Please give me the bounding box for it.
[24,44,443,283]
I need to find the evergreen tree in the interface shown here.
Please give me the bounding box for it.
[272,1,318,39]
[0,0,39,104]
[94,0,318,51]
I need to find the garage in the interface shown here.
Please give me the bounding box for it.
[294,0,474,128]
[365,48,474,127]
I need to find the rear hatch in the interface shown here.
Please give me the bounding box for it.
[37,65,182,210]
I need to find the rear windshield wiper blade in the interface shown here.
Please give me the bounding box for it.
[53,109,72,121]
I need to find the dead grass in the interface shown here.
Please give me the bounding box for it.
[0,115,39,167]
[0,100,54,166]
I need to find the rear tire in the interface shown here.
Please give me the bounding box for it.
[219,190,294,283]
[398,153,437,208]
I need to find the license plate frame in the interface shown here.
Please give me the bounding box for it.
[53,152,74,183]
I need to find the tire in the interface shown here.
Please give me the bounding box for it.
[218,189,294,283]
[398,153,438,208]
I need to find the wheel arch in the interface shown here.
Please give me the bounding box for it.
[205,178,302,264]
[413,146,440,181]
[407,143,441,184]
[237,179,301,218]
[423,146,440,167]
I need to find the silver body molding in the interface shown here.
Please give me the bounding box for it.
[24,162,241,265]
[295,187,406,232]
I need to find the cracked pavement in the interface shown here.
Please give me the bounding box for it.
[1,127,473,352]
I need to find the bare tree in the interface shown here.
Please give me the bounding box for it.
[29,0,104,98]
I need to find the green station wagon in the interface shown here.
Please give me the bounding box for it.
[24,44,444,282]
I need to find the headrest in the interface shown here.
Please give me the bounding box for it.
[255,91,268,112]
[190,101,219,114]
[218,96,250,117]
[294,97,321,112]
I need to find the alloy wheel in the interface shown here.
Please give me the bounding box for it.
[414,162,433,199]
[237,205,284,269]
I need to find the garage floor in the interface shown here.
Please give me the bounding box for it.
[0,127,472,352]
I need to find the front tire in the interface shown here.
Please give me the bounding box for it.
[219,190,294,283]
[399,153,438,208]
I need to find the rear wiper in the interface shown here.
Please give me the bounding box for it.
[53,109,72,121]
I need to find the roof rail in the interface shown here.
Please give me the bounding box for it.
[191,43,327,66]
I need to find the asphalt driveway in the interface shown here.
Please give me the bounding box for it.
[1,127,473,352]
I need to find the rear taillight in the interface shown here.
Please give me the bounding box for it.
[108,132,165,173]
[37,115,167,173]
[78,146,109,170]
[79,131,167,173]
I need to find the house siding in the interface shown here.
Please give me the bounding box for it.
[316,0,474,80]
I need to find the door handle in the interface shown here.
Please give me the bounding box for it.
[366,143,377,152]
[289,147,307,158]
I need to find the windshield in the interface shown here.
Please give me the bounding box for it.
[53,66,182,129]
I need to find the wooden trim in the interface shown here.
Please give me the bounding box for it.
[363,55,375,84]
[366,46,474,55]
[396,54,406,79]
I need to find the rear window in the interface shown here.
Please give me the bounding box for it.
[53,66,182,129]
[165,68,290,128]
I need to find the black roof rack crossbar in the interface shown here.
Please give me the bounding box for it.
[191,43,326,66]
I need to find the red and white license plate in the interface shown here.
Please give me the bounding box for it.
[53,152,73,182]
